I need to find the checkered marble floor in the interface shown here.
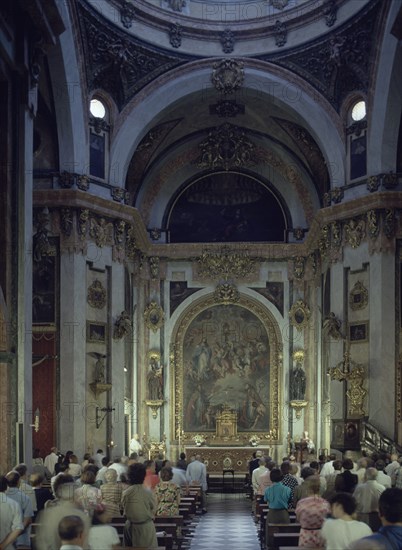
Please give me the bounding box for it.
[189,493,260,550]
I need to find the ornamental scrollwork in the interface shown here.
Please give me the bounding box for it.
[211,59,244,95]
[349,281,368,311]
[344,218,365,249]
[144,302,165,333]
[196,245,257,281]
[289,300,311,332]
[213,282,240,304]
[87,279,107,309]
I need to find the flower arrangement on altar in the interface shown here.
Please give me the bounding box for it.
[249,434,261,447]
[192,434,206,446]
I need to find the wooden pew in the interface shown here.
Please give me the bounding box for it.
[267,524,301,549]
[273,532,300,548]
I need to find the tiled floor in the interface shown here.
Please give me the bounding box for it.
[189,493,261,550]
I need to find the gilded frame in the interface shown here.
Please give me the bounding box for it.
[289,300,311,332]
[170,294,282,444]
[144,301,165,333]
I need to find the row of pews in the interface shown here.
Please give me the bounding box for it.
[255,497,323,550]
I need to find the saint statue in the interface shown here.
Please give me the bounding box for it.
[290,364,306,401]
[147,357,163,400]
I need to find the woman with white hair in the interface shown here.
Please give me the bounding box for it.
[100,468,123,517]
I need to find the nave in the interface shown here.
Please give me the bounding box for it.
[189,494,260,550]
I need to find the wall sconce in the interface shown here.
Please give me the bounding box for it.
[30,408,40,433]
[95,407,115,429]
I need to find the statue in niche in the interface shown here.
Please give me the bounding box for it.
[88,352,107,384]
[147,356,163,400]
[290,363,306,401]
[113,310,132,340]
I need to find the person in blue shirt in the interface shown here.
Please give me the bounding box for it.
[264,468,292,545]
[350,488,402,550]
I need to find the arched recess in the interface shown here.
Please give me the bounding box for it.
[110,58,345,188]
[169,293,283,447]
[368,1,402,173]
[164,172,290,243]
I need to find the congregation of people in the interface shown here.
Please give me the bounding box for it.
[0,445,206,550]
[1,443,402,550]
[249,448,402,549]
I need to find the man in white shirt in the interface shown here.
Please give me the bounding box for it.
[320,453,337,478]
[375,460,392,488]
[95,456,110,484]
[44,447,59,476]
[108,457,128,481]
[384,453,401,478]
[186,454,208,513]
[353,467,386,531]
[0,475,23,550]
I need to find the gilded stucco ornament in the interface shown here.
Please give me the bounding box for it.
[344,218,365,249]
[114,220,126,249]
[126,225,138,260]
[90,217,113,248]
[349,281,368,311]
[293,257,305,280]
[60,208,73,237]
[196,245,257,281]
[211,59,244,95]
[331,221,342,248]
[366,210,379,239]
[289,300,311,332]
[78,209,89,240]
[319,225,330,255]
[367,175,380,193]
[149,256,160,280]
[213,282,240,304]
[144,302,165,333]
[384,209,396,238]
[87,279,107,309]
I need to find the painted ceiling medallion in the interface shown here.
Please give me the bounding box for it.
[211,59,244,95]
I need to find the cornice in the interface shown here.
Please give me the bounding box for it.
[33,189,150,251]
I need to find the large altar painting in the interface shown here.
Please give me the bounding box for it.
[181,303,271,433]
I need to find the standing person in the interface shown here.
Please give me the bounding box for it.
[74,470,102,515]
[5,470,34,549]
[58,515,86,550]
[35,478,90,550]
[30,473,54,518]
[129,435,142,456]
[280,461,299,509]
[0,475,23,550]
[68,455,82,480]
[264,468,292,544]
[375,460,392,488]
[335,459,358,494]
[96,457,110,485]
[186,454,208,514]
[121,463,158,548]
[295,476,330,548]
[321,492,372,550]
[44,447,59,476]
[350,488,402,549]
[93,449,105,469]
[176,452,188,471]
[353,467,386,531]
[154,467,181,516]
[14,464,37,514]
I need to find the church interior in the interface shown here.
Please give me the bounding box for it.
[0,0,402,475]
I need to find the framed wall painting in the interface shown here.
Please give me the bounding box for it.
[349,321,369,343]
[171,294,282,443]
